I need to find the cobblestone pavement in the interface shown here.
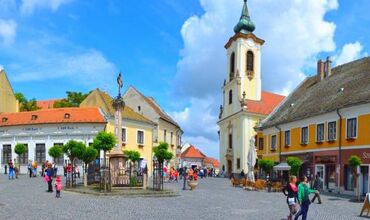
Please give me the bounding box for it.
[0,174,365,220]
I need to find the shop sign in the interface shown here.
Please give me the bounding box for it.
[362,152,370,159]
[315,156,336,163]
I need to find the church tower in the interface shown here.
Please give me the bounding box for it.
[218,0,266,176]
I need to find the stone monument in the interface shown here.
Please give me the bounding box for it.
[109,72,129,187]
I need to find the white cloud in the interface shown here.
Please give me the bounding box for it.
[170,97,218,140]
[173,0,340,157]
[12,49,117,90]
[334,42,365,66]
[20,0,72,15]
[0,19,17,45]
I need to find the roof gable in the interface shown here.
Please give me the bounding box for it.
[181,145,206,159]
[81,89,154,124]
[261,57,370,128]
[124,86,180,128]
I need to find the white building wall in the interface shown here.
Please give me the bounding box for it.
[0,123,105,174]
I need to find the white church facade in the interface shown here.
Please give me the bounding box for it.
[218,0,284,176]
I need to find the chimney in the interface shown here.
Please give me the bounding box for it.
[324,56,332,78]
[317,59,324,80]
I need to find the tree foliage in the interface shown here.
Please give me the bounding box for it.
[124,150,141,163]
[54,91,90,108]
[48,146,63,161]
[349,155,362,169]
[15,92,40,112]
[81,147,98,165]
[286,157,302,176]
[14,143,26,155]
[153,142,173,164]
[62,140,86,161]
[258,159,275,174]
[93,131,117,153]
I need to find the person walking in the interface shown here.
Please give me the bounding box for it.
[28,161,33,178]
[283,176,298,220]
[8,160,15,180]
[311,174,323,204]
[294,176,317,220]
[45,163,54,192]
[55,176,63,198]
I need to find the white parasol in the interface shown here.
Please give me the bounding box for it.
[247,137,257,182]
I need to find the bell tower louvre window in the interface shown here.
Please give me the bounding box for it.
[230,52,235,81]
[246,51,254,80]
[228,90,233,104]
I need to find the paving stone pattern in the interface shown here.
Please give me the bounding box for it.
[0,175,364,220]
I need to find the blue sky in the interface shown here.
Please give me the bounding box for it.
[1,0,369,158]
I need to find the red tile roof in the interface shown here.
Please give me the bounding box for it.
[203,157,220,168]
[0,107,106,127]
[244,91,285,115]
[181,145,206,159]
[36,99,61,110]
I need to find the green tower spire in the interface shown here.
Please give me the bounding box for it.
[233,0,255,34]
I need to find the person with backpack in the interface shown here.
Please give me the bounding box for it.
[283,175,298,220]
[294,176,317,220]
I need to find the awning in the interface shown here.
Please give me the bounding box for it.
[273,162,291,171]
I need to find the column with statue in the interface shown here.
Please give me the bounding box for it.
[108,73,129,188]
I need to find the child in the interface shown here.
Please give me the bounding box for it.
[55,176,63,198]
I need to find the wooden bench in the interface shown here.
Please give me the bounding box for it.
[230,173,246,187]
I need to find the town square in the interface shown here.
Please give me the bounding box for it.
[1,0,370,220]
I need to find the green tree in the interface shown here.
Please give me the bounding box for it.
[124,150,141,187]
[349,155,362,201]
[92,131,116,167]
[54,91,90,108]
[81,147,98,187]
[153,142,173,164]
[15,92,27,104]
[14,143,27,169]
[153,142,173,190]
[48,146,63,163]
[286,157,302,176]
[63,140,86,187]
[15,92,40,112]
[258,159,275,176]
[124,150,141,163]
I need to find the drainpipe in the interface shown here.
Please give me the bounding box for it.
[336,108,342,194]
[275,125,282,163]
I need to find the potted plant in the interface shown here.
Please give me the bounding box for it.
[187,172,199,190]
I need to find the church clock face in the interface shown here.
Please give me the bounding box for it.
[246,39,255,47]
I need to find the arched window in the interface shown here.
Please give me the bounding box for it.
[247,51,254,71]
[230,52,235,80]
[228,90,233,104]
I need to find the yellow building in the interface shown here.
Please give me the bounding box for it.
[217,1,284,176]
[81,89,156,173]
[123,86,183,168]
[0,69,19,113]
[257,57,370,195]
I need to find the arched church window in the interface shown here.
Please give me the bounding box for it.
[228,90,233,104]
[230,52,235,80]
[247,51,254,71]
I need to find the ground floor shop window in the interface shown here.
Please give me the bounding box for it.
[344,165,355,191]
[2,145,12,164]
[35,144,46,163]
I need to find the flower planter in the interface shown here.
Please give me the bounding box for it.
[187,180,198,190]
